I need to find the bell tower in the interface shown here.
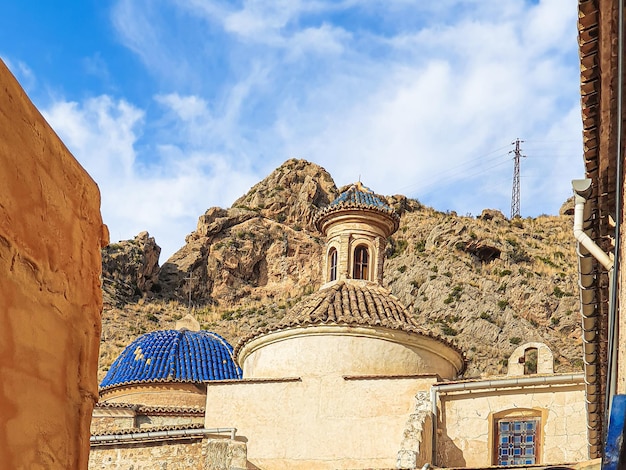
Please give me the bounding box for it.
[315,182,400,286]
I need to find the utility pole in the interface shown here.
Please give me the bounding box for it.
[510,138,525,219]
[185,272,194,312]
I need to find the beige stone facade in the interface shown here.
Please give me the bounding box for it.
[205,375,437,470]
[0,59,106,469]
[435,375,587,467]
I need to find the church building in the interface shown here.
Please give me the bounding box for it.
[89,183,590,469]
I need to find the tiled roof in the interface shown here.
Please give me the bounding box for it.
[331,182,392,209]
[136,405,205,415]
[91,422,205,438]
[314,182,400,231]
[235,280,464,361]
[100,330,242,390]
[94,402,137,410]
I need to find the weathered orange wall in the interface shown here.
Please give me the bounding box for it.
[0,60,107,469]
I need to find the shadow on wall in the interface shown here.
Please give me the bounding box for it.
[437,413,467,468]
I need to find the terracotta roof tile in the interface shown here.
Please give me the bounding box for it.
[235,280,464,361]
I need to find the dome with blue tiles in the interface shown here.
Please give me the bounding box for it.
[100,328,242,390]
[314,181,400,235]
[330,182,393,209]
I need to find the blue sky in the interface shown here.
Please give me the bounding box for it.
[2,0,583,261]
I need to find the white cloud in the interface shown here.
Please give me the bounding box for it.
[43,95,258,261]
[43,96,142,178]
[34,0,583,259]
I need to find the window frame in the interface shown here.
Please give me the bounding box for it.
[352,244,370,280]
[328,247,338,282]
[492,410,542,466]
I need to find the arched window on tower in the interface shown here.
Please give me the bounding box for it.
[328,248,338,282]
[353,245,369,280]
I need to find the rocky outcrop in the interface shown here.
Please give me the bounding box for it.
[100,159,583,380]
[157,160,334,306]
[384,209,580,377]
[231,158,338,231]
[102,231,161,305]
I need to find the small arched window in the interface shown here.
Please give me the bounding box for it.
[523,347,538,375]
[353,245,369,280]
[328,248,338,282]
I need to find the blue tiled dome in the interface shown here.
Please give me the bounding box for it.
[100,329,242,389]
[314,182,400,233]
[330,182,392,210]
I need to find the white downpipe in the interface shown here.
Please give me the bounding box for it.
[572,180,613,271]
[90,427,237,445]
[572,178,613,458]
[429,374,584,466]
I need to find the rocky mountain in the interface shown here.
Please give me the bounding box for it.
[99,158,581,380]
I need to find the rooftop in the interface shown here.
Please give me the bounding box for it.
[100,329,242,390]
[314,182,400,233]
[235,280,464,363]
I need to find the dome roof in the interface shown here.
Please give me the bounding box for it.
[235,280,464,361]
[314,182,400,233]
[100,329,242,390]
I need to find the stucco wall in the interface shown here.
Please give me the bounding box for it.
[0,60,106,468]
[241,327,461,379]
[205,375,436,469]
[437,380,588,467]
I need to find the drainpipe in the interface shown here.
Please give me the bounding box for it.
[90,427,237,445]
[429,374,584,466]
[607,0,625,435]
[572,179,613,271]
[572,178,614,458]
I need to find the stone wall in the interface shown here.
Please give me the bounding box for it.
[90,440,205,469]
[0,60,106,468]
[89,438,246,470]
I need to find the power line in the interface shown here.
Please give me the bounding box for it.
[396,143,512,194]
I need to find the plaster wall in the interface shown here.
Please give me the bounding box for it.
[204,375,436,469]
[437,382,587,467]
[0,60,106,468]
[241,328,461,379]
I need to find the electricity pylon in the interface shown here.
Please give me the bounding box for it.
[510,138,525,219]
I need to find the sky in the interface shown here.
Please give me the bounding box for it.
[1,0,584,261]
